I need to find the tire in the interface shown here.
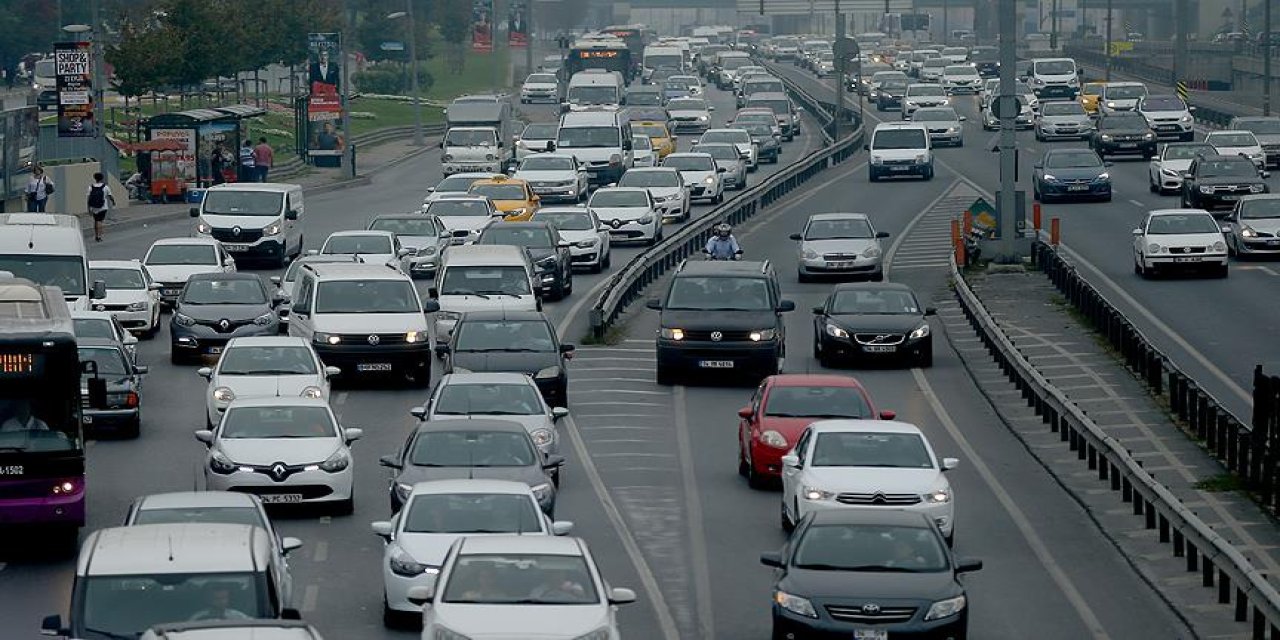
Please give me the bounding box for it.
[333,495,354,516]
[563,270,573,296]
[916,343,934,368]
[1149,178,1158,193]
[170,349,186,365]
[922,166,934,181]
[956,138,964,148]
[1035,131,1044,142]
[868,170,879,182]
[870,269,884,282]
[382,599,417,629]
[123,415,141,439]
[1216,264,1230,278]
[797,270,811,283]
[603,251,612,269]
[1101,193,1112,202]
[746,457,769,490]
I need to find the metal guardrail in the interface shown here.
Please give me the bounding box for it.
[952,254,1280,639]
[1029,241,1280,514]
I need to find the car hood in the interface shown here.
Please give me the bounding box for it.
[212,374,322,398]
[429,413,550,435]
[557,229,597,243]
[218,438,341,465]
[661,308,776,331]
[438,215,494,232]
[1039,115,1091,126]
[676,169,714,185]
[176,302,271,322]
[99,289,149,305]
[1100,125,1150,135]
[1157,158,1194,171]
[398,463,545,488]
[200,214,282,229]
[713,159,744,171]
[593,206,652,222]
[313,312,427,333]
[637,185,684,199]
[1043,166,1107,180]
[1142,109,1190,119]
[1144,231,1224,245]
[668,109,710,119]
[826,312,925,334]
[524,82,558,90]
[1240,217,1280,234]
[514,170,576,182]
[396,235,435,251]
[1212,144,1262,154]
[451,350,560,375]
[803,465,943,494]
[906,95,947,104]
[434,606,608,639]
[779,567,958,601]
[1198,174,1265,186]
[146,265,222,283]
[801,238,878,255]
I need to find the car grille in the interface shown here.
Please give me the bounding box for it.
[825,604,918,624]
[681,329,760,341]
[1263,144,1280,155]
[882,159,915,167]
[823,253,860,260]
[835,492,923,505]
[1107,134,1145,141]
[335,332,410,345]
[211,227,264,243]
[196,318,256,333]
[91,303,131,312]
[853,333,906,345]
[1204,185,1253,194]
[1168,246,1207,254]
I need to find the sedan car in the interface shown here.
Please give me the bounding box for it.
[632,120,676,159]
[792,214,890,283]
[666,97,714,133]
[735,121,783,164]
[940,64,982,94]
[1205,130,1267,169]
[142,237,236,306]
[78,338,147,438]
[414,372,569,464]
[1223,194,1280,257]
[911,106,964,147]
[1148,142,1215,194]
[436,310,575,406]
[981,95,1034,130]
[1034,101,1094,141]
[762,509,982,640]
[588,187,663,245]
[1228,116,1280,168]
[694,142,749,191]
[367,214,449,280]
[423,172,504,204]
[700,128,757,170]
[811,282,935,367]
[532,206,612,273]
[1132,208,1230,278]
[519,72,560,104]
[663,151,726,203]
[617,167,690,222]
[512,153,589,203]
[876,79,909,111]
[1032,148,1113,203]
[425,194,501,245]
[469,176,542,221]
[316,230,408,271]
[195,336,338,428]
[476,221,573,300]
[170,273,281,364]
[72,310,139,364]
[867,70,908,101]
[901,84,949,119]
[88,260,161,337]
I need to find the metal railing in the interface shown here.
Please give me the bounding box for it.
[952,254,1280,639]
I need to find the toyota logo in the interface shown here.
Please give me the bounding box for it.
[861,603,881,614]
[710,331,723,341]
[270,463,288,480]
[367,334,381,345]
[218,319,231,331]
[232,226,242,236]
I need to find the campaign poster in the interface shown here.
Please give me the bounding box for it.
[307,33,343,158]
[472,0,494,52]
[54,42,94,138]
[509,0,528,47]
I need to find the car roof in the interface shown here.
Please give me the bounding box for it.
[81,523,270,576]
[459,309,549,323]
[89,260,145,270]
[1149,208,1212,217]
[204,182,298,194]
[809,212,871,221]
[704,128,748,134]
[224,336,311,349]
[767,373,868,388]
[1206,130,1256,138]
[327,229,396,238]
[186,272,262,283]
[625,167,679,173]
[302,262,410,280]
[141,619,321,640]
[520,153,578,162]
[666,152,714,159]
[225,395,332,410]
[151,237,221,247]
[677,260,770,276]
[808,418,924,434]
[441,371,538,385]
[831,281,915,293]
[413,417,532,434]
[533,206,591,215]
[440,244,527,264]
[458,534,584,556]
[807,508,937,528]
[432,193,493,202]
[135,491,261,510]
[593,186,651,195]
[487,220,553,231]
[409,479,538,497]
[747,92,789,100]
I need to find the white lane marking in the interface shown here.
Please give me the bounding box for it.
[884,179,965,278]
[301,584,319,613]
[912,368,1113,640]
[673,385,715,639]
[889,262,953,269]
[572,401,669,407]
[312,540,328,563]
[1128,199,1145,207]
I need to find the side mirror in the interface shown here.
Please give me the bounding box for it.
[1189,106,1197,112]
[423,299,441,313]
[560,343,576,356]
[406,584,435,606]
[189,207,200,218]
[925,306,937,316]
[544,453,567,469]
[608,587,638,605]
[371,521,394,541]
[548,141,557,151]
[811,305,825,314]
[427,287,439,298]
[956,558,984,573]
[343,427,363,443]
[91,280,107,300]
[959,116,967,121]
[281,537,303,555]
[397,248,412,258]
[379,454,402,469]
[409,406,428,421]
[285,208,300,221]
[194,429,214,445]
[781,454,800,468]
[777,299,796,312]
[41,614,66,637]
[196,366,214,380]
[737,406,753,419]
[879,410,897,420]
[134,364,149,375]
[709,105,716,111]
[759,551,784,568]
[1263,171,1272,179]
[552,407,570,420]
[1181,172,1193,179]
[942,457,960,471]
[863,144,870,150]
[789,233,802,240]
[1104,161,1114,167]
[269,276,282,286]
[437,140,444,149]
[1132,228,1143,236]
[324,365,341,378]
[551,521,575,536]
[645,298,662,310]
[1032,163,1042,169]
[306,249,319,256]
[272,293,287,306]
[876,231,891,239]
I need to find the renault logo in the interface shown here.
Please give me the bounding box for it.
[232,226,242,236]
[270,463,288,480]
[218,319,231,331]
[367,334,381,345]
[710,331,723,341]
[610,219,623,228]
[861,603,881,614]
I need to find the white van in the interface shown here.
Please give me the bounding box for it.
[0,213,101,310]
[557,111,634,186]
[430,244,539,343]
[866,122,934,182]
[564,71,624,112]
[643,46,685,82]
[191,182,305,267]
[1027,58,1080,100]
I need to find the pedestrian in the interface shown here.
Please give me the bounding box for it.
[86,172,114,242]
[238,139,256,182]
[210,143,227,186]
[25,165,54,212]
[252,137,274,182]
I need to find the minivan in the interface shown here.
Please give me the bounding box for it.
[431,244,540,344]
[191,183,304,268]
[557,111,634,185]
[866,122,934,181]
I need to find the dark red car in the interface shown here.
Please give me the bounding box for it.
[737,374,894,488]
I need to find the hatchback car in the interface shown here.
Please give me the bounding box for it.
[88,260,161,337]
[1205,130,1267,168]
[588,187,662,245]
[124,491,301,559]
[72,310,139,364]
[413,372,569,464]
[791,213,890,282]
[1139,94,1195,141]
[425,194,501,245]
[532,206,612,272]
[367,214,449,279]
[911,106,965,147]
[699,128,757,170]
[1132,208,1230,278]
[436,310,575,406]
[811,282,935,367]
[143,237,236,307]
[901,84,948,119]
[1148,142,1215,194]
[940,64,981,94]
[477,221,573,300]
[1098,81,1147,115]
[78,338,147,438]
[666,97,714,133]
[1034,100,1094,141]
[876,79,909,111]
[1091,111,1157,159]
[663,152,726,203]
[695,142,750,191]
[196,336,338,428]
[170,273,281,364]
[1032,148,1113,203]
[512,153,589,204]
[1223,194,1280,257]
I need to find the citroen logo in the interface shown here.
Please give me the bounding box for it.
[367,334,381,345]
[232,226,242,236]
[270,463,288,480]
[861,603,881,614]
[218,319,231,331]
[871,492,887,504]
[710,331,723,341]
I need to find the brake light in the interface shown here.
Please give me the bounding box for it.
[125,392,139,408]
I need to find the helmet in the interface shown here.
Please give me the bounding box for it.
[715,223,732,237]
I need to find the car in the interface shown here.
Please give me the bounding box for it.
[811,282,935,367]
[88,260,161,337]
[589,187,663,244]
[631,120,676,159]
[1223,194,1280,257]
[1132,208,1230,278]
[940,64,982,94]
[1205,130,1268,169]
[124,491,301,558]
[423,172,504,204]
[666,97,714,133]
[980,80,1038,113]
[532,206,612,273]
[901,83,949,119]
[425,194,501,245]
[139,620,325,640]
[367,214,450,280]
[866,122,934,181]
[72,310,139,363]
[512,153,590,204]
[939,45,969,63]
[695,142,750,191]
[734,120,783,165]
[382,416,564,513]
[1034,100,1094,141]
[1228,116,1280,168]
[413,372,569,464]
[631,134,657,167]
[661,78,693,101]
[1032,148,1113,203]
[918,58,949,83]
[1138,94,1195,141]
[791,213,890,282]
[477,221,574,300]
[911,106,965,147]
[617,167,691,221]
[1079,81,1106,114]
[621,105,671,126]
[78,338,147,438]
[170,273,281,365]
[1178,153,1269,211]
[436,310,575,406]
[196,396,362,514]
[195,336,337,428]
[876,78,909,111]
[407,536,635,640]
[142,237,236,307]
[469,176,541,221]
[315,229,409,271]
[670,74,704,96]
[737,374,892,488]
[700,127,757,170]
[624,85,664,107]
[663,151,726,203]
[1148,142,1217,194]
[520,72,560,104]
[515,123,558,161]
[745,92,801,140]
[1090,111,1157,158]
[779,419,959,541]
[867,70,908,100]
[271,255,363,328]
[1098,81,1147,114]
[373,480,574,627]
[814,50,836,76]
[981,94,1034,130]
[761,510,982,640]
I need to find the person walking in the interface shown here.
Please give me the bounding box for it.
[238,139,256,182]
[252,137,274,182]
[86,172,114,242]
[25,165,54,212]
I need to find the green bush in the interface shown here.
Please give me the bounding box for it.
[353,62,434,95]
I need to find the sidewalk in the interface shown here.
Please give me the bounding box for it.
[938,267,1280,639]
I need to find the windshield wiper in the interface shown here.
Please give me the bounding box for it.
[447,292,490,299]
[834,564,927,572]
[474,291,526,299]
[480,410,534,415]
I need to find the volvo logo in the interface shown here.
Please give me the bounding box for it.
[874,334,893,343]
[270,463,289,480]
[710,331,723,341]
[861,603,881,614]
[232,226,242,236]
[218,319,231,331]
[367,334,381,345]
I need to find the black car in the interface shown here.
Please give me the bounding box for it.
[648,260,795,384]
[1090,111,1157,158]
[477,221,573,300]
[436,310,575,406]
[876,80,908,112]
[761,510,982,640]
[812,282,935,367]
[1032,148,1113,203]
[78,338,148,438]
[170,273,281,364]
[970,46,999,76]
[1180,153,1270,212]
[379,418,564,514]
[735,122,782,163]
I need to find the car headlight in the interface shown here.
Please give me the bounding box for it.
[923,487,952,503]
[1144,132,1155,140]
[863,245,882,258]
[946,127,958,133]
[1200,185,1214,194]
[571,628,612,640]
[421,245,438,257]
[195,222,211,234]
[442,154,453,162]
[1252,184,1267,193]
[698,115,709,121]
[172,313,196,327]
[870,155,884,165]
[535,365,562,379]
[209,449,237,475]
[802,248,818,259]
[759,430,788,449]
[661,327,685,340]
[638,215,654,225]
[300,385,323,399]
[1100,134,1113,141]
[749,329,775,341]
[318,449,350,473]
[909,323,931,339]
[125,301,149,312]
[530,428,554,448]
[389,546,434,577]
[213,386,235,403]
[1106,101,1116,108]
[1042,174,1058,183]
[404,330,424,344]
[314,332,341,345]
[802,486,834,501]
[531,482,553,500]
[252,312,275,326]
[1212,240,1227,252]
[704,176,715,184]
[774,590,818,618]
[1242,226,1258,238]
[1181,115,1193,123]
[1147,243,1163,254]
[263,223,281,236]
[1095,172,1111,182]
[1161,168,1180,177]
[576,238,600,248]
[925,595,967,621]
[915,154,927,164]
[825,323,849,338]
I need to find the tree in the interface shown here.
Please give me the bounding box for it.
[429,0,472,74]
[0,0,61,82]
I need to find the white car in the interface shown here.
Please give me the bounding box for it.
[901,83,949,119]
[918,58,949,83]
[669,74,704,95]
[196,396,362,514]
[1148,142,1216,194]
[314,230,409,271]
[88,260,161,337]
[373,479,573,626]
[271,255,363,328]
[939,46,969,64]
[516,123,560,161]
[699,128,757,170]
[368,214,449,279]
[195,336,338,428]
[663,151,725,203]
[588,187,663,245]
[423,172,503,205]
[1098,81,1148,114]
[408,535,635,640]
[1205,130,1267,169]
[532,206,612,273]
[415,372,568,457]
[142,237,236,307]
[1132,208,1229,278]
[424,194,501,245]
[631,135,657,167]
[617,167,691,222]
[780,419,959,543]
[693,143,750,191]
[666,97,714,133]
[1139,95,1195,141]
[512,153,589,203]
[520,72,560,104]
[940,64,982,94]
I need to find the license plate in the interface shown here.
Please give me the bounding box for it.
[864,345,897,353]
[827,261,856,268]
[1067,185,1089,191]
[82,415,93,425]
[357,363,393,372]
[699,360,735,368]
[890,165,910,172]
[854,630,888,640]
[206,346,222,355]
[260,494,303,504]
[1269,239,1280,246]
[1173,256,1203,263]
[163,289,181,296]
[1220,195,1239,201]
[1119,143,1138,148]
[223,244,250,252]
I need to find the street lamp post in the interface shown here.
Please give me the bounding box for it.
[1265,0,1273,116]
[387,4,424,146]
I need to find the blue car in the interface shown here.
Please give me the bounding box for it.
[1033,148,1113,203]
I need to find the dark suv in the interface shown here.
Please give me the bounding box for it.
[1090,111,1157,158]
[647,260,795,384]
[477,221,573,300]
[1180,153,1269,212]
[170,273,280,364]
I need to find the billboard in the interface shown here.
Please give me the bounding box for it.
[472,0,494,52]
[54,42,94,138]
[307,33,345,158]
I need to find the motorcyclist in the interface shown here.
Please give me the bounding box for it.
[703,223,742,260]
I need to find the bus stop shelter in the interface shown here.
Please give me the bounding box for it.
[137,105,265,201]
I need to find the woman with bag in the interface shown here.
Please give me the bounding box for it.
[25,165,54,212]
[86,172,115,242]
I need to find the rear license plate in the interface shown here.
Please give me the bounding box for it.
[864,345,897,353]
[223,244,250,252]
[699,360,735,368]
[890,165,910,172]
[260,494,303,504]
[1173,256,1203,263]
[357,363,393,372]
[854,630,888,640]
[1067,185,1089,191]
[1118,143,1137,148]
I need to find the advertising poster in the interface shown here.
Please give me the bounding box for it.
[307,33,344,158]
[472,0,494,52]
[508,0,528,47]
[54,42,94,138]
[150,128,197,183]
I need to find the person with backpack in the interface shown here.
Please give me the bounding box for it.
[86,172,114,242]
[25,165,54,212]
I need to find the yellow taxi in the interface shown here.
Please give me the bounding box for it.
[468,175,540,221]
[633,121,676,158]
[1079,82,1107,114]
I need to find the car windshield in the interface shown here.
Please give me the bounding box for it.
[942,47,966,56]
[944,65,974,75]
[1147,214,1222,234]
[567,86,618,103]
[633,136,653,150]
[442,554,599,604]
[445,130,496,146]
[90,267,145,290]
[1034,60,1075,75]
[792,524,948,572]
[1209,133,1258,147]
[536,211,594,231]
[1164,144,1214,160]
[699,145,741,161]
[73,318,116,340]
[322,234,394,255]
[627,91,663,105]
[873,129,927,149]
[146,244,217,266]
[79,346,129,376]
[558,126,619,148]
[1241,198,1280,219]
[1047,152,1103,169]
[220,405,335,438]
[806,218,874,240]
[830,289,921,314]
[633,124,668,138]
[480,226,554,248]
[131,505,262,527]
[404,494,542,534]
[522,124,558,140]
[370,217,439,237]
[1143,96,1187,111]
[913,109,957,122]
[701,131,747,144]
[647,54,683,68]
[620,172,681,188]
[80,573,267,637]
[880,81,907,92]
[526,74,557,84]
[749,100,790,115]
[811,431,934,468]
[1103,113,1149,128]
[740,123,775,136]
[668,99,707,111]
[315,280,418,313]
[201,190,283,216]
[433,383,544,416]
[664,156,715,171]
[590,190,650,207]
[0,255,86,297]
[521,156,576,171]
[765,386,871,418]
[455,319,556,352]
[1042,102,1086,116]
[410,429,538,466]
[1106,85,1147,99]
[1198,158,1258,177]
[665,276,772,311]
[428,200,491,217]
[923,59,947,69]
[180,279,265,305]
[433,175,491,194]
[1238,119,1280,134]
[470,184,528,201]
[909,85,946,97]
[663,80,691,91]
[217,346,317,375]
[745,81,785,94]
[440,266,532,296]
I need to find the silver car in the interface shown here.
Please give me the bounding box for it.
[1223,194,1280,257]
[790,212,890,282]
[1035,101,1094,141]
[911,106,965,147]
[667,97,714,133]
[694,143,749,191]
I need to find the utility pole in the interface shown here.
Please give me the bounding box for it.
[91,0,106,166]
[1266,0,1273,116]
[834,0,845,140]
[342,2,355,178]
[1173,0,1186,86]
[995,0,1020,262]
[943,0,949,44]
[1104,0,1113,81]
[406,1,424,146]
[525,0,534,79]
[493,0,508,94]
[1051,0,1060,50]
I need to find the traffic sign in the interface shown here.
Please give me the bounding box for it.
[968,197,998,237]
[738,0,912,16]
[992,95,1021,119]
[380,41,405,51]
[833,37,860,63]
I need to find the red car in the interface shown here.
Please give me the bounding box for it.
[737,374,894,488]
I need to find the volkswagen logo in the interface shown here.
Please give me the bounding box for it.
[710,331,723,341]
[367,334,381,345]
[232,226,242,236]
[861,603,881,614]
[218,319,231,331]
[270,463,288,480]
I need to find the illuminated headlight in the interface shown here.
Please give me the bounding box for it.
[1100,134,1113,141]
[252,313,275,326]
[925,595,967,621]
[906,100,918,107]
[945,127,958,133]
[1242,227,1259,238]
[802,486,834,501]
[263,223,281,236]
[660,327,685,340]
[749,329,775,342]
[774,591,817,618]
[1252,184,1267,193]
[300,386,324,399]
[209,450,238,475]
[1147,243,1163,254]
[318,449,350,473]
[195,222,211,234]
[1144,132,1155,140]
[314,332,341,345]
[1200,186,1214,194]
[173,313,196,327]
[1106,101,1116,108]
[1041,174,1058,183]
[531,482,553,500]
[125,301,149,312]
[759,430,788,448]
[704,176,715,184]
[535,366,562,379]
[1094,172,1111,182]
[909,323,931,339]
[698,115,709,121]
[213,387,235,403]
[923,487,952,503]
[1212,241,1227,252]
[825,323,849,338]
[863,245,882,258]
[389,547,432,577]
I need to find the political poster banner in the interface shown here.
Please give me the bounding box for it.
[54,42,94,138]
[472,0,494,52]
[509,0,528,47]
[307,33,344,158]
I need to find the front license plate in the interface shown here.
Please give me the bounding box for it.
[854,630,889,640]
[1173,256,1203,263]
[1119,143,1138,148]
[1220,195,1239,201]
[163,289,181,296]
[1067,185,1089,191]
[1268,239,1280,246]
[827,261,856,269]
[260,494,303,504]
[890,165,910,172]
[223,244,250,252]
[699,360,735,369]
[864,345,897,353]
[357,363,393,372]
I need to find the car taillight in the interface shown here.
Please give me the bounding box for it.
[125,392,139,408]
